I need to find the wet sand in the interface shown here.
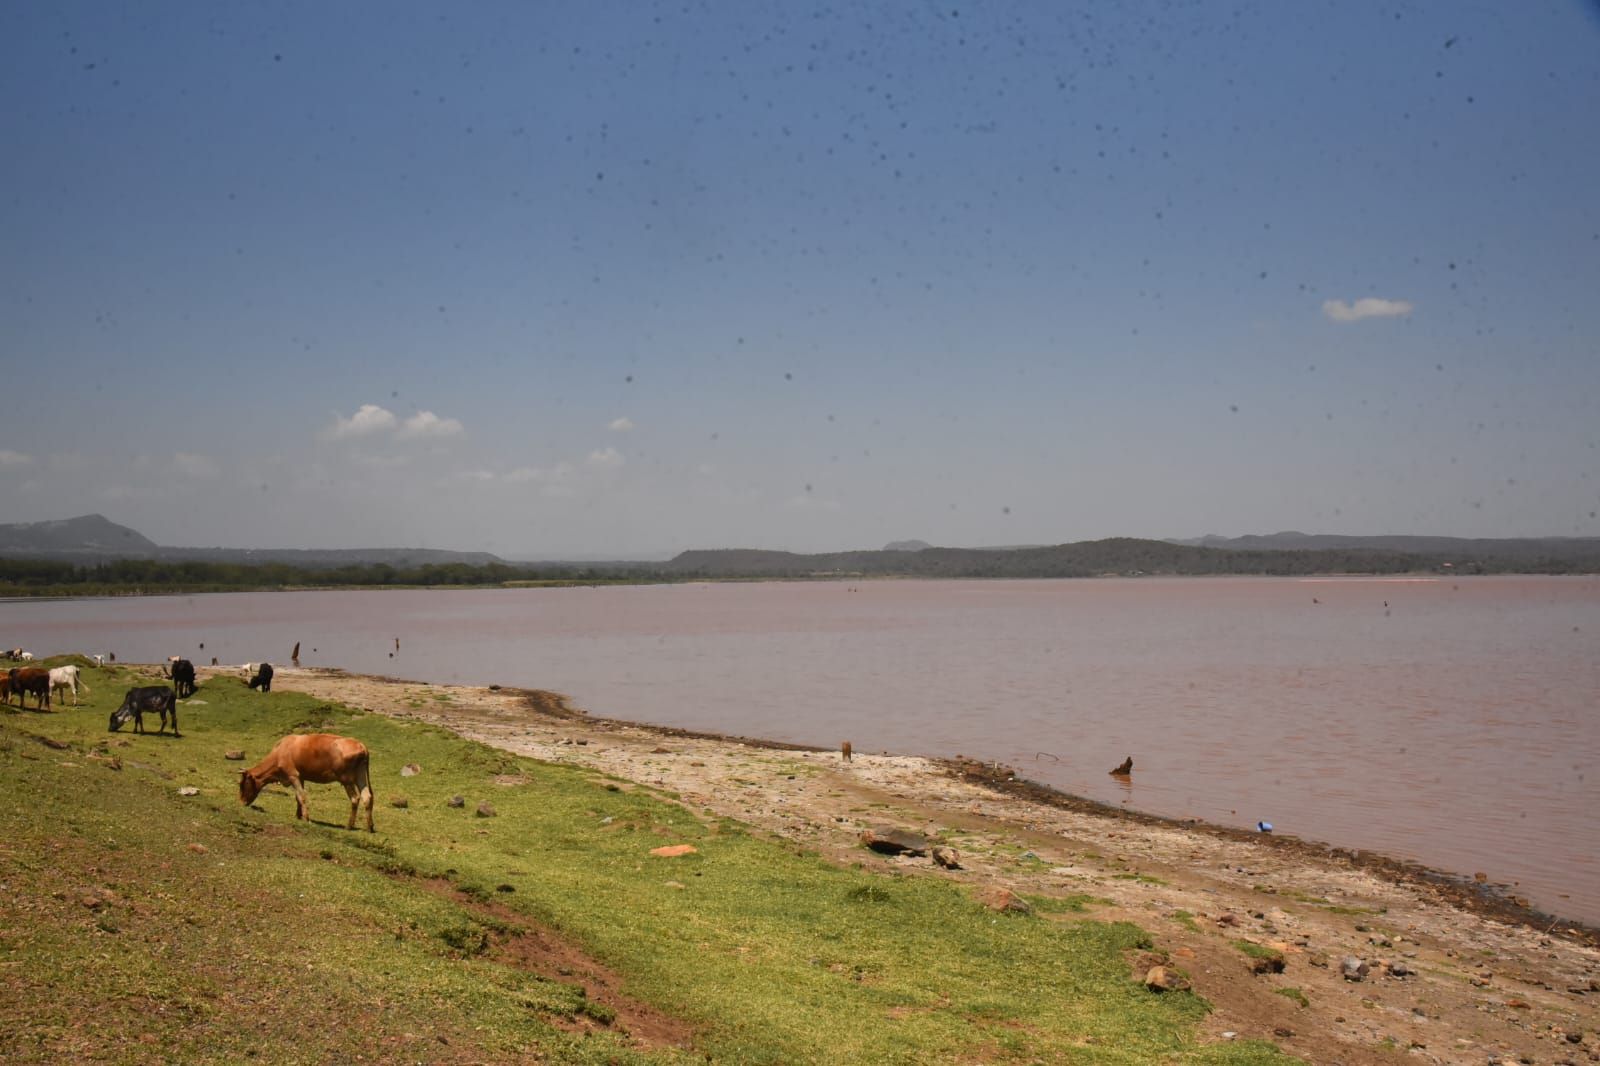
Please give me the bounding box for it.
[246,664,1600,1066]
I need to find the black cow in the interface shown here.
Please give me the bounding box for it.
[109,686,179,736]
[171,659,197,699]
[8,667,50,710]
[247,662,274,692]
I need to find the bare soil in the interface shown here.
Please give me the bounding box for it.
[259,666,1600,1066]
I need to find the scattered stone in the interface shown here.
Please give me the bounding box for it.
[1144,965,1190,992]
[650,746,672,755]
[224,750,245,761]
[1506,999,1531,1010]
[931,845,962,869]
[1388,960,1411,977]
[650,844,697,858]
[475,802,496,818]
[488,684,501,691]
[178,787,199,796]
[1216,913,1239,927]
[446,795,465,808]
[1341,956,1370,981]
[1172,947,1196,960]
[977,887,1031,914]
[391,797,409,809]
[186,843,208,854]
[400,763,421,777]
[40,737,70,751]
[1566,1030,1583,1044]
[1221,1031,1237,1040]
[860,826,930,856]
[1273,1027,1294,1039]
[664,881,686,890]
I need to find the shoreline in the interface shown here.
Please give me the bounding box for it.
[293,664,1598,944]
[208,663,1600,1063]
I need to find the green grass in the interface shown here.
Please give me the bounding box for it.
[1171,909,1202,933]
[1231,941,1284,963]
[1275,987,1310,1009]
[0,657,1295,1064]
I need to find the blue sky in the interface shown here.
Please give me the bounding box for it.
[3,2,1598,557]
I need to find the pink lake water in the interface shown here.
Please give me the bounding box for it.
[6,576,1597,923]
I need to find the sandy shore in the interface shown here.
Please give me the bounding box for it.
[243,665,1600,1065]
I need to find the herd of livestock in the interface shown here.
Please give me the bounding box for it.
[2,652,376,832]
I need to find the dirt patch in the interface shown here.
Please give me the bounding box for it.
[409,876,696,1051]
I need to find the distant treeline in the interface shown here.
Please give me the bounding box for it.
[2,537,1596,596]
[663,537,1600,579]
[0,558,658,596]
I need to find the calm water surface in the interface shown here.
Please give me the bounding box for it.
[7,577,1597,922]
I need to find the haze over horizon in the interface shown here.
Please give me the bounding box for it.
[3,3,1597,557]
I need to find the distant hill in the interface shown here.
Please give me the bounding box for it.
[0,514,503,569]
[882,539,933,552]
[1174,531,1600,564]
[666,538,1427,579]
[0,514,159,554]
[668,534,1600,579]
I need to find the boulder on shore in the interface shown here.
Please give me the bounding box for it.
[861,826,930,856]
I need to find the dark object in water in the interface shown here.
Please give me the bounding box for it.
[1110,756,1133,776]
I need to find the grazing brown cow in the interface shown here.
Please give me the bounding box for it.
[239,733,375,832]
[7,667,51,710]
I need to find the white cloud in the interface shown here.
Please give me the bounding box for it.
[399,410,464,439]
[350,452,410,470]
[457,469,496,482]
[328,404,398,439]
[172,452,220,479]
[608,416,634,432]
[586,447,624,470]
[1322,297,1414,322]
[0,449,33,467]
[505,462,575,485]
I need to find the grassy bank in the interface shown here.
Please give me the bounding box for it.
[0,657,1291,1064]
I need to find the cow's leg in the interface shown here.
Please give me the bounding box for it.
[170,703,179,737]
[354,760,375,832]
[291,776,308,820]
[342,781,360,829]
